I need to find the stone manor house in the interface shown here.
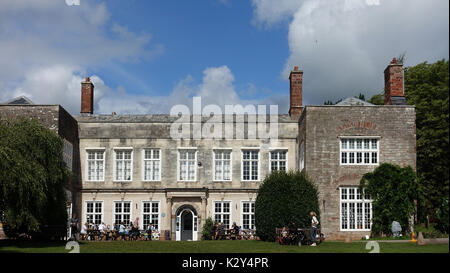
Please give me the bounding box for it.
[0,58,416,240]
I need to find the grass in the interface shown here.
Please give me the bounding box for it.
[0,240,448,253]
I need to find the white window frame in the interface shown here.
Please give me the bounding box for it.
[241,201,255,230]
[269,149,288,173]
[142,148,162,182]
[85,148,105,182]
[141,201,161,231]
[241,149,260,182]
[212,201,232,229]
[299,141,305,171]
[84,201,104,227]
[339,187,372,231]
[213,149,233,182]
[63,139,73,171]
[339,137,380,166]
[113,148,133,182]
[177,148,198,182]
[112,201,133,227]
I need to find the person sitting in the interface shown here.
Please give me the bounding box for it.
[211,224,218,240]
[97,222,106,240]
[105,224,112,240]
[218,223,226,240]
[230,222,239,240]
[281,227,289,244]
[118,221,126,240]
[129,223,140,240]
[288,221,298,245]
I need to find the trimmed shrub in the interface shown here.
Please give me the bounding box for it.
[255,170,320,241]
[201,217,215,240]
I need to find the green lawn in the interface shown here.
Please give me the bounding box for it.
[0,240,448,253]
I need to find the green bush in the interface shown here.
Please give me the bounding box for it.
[255,170,320,241]
[201,217,215,240]
[435,197,449,234]
[360,163,418,236]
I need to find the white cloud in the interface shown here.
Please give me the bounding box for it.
[252,0,449,104]
[0,0,162,110]
[95,65,287,115]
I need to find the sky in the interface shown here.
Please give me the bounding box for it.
[0,0,448,115]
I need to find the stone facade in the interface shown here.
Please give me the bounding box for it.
[76,114,298,240]
[299,105,416,240]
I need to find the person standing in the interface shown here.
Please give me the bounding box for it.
[69,213,79,241]
[310,211,319,246]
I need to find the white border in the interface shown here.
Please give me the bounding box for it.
[112,200,133,226]
[339,187,372,231]
[113,148,133,182]
[141,148,162,182]
[177,149,198,182]
[84,200,104,225]
[240,200,255,230]
[212,149,233,182]
[339,137,379,166]
[140,200,161,231]
[241,149,260,182]
[212,200,233,229]
[85,149,105,182]
[268,149,288,173]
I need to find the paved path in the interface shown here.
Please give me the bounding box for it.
[356,238,449,244]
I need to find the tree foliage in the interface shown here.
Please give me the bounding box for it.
[201,217,215,240]
[0,118,70,239]
[368,93,384,105]
[404,59,449,228]
[255,171,320,241]
[359,163,418,236]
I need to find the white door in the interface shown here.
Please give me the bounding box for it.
[176,209,198,241]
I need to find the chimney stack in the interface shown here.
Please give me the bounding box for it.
[81,76,94,114]
[384,58,406,105]
[289,66,303,118]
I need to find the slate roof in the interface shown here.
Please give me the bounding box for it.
[335,97,374,106]
[2,96,34,105]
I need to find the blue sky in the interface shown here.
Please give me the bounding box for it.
[97,0,289,100]
[0,0,448,114]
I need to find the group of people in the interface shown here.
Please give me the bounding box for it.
[210,222,253,240]
[69,214,159,241]
[280,211,320,246]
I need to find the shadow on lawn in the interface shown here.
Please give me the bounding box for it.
[0,239,67,250]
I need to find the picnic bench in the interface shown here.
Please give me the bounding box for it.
[275,227,325,246]
[214,229,258,240]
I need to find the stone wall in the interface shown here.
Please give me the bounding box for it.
[303,105,416,240]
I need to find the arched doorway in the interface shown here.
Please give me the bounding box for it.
[175,205,198,241]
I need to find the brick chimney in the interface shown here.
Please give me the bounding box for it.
[81,76,94,114]
[384,58,406,105]
[289,66,303,118]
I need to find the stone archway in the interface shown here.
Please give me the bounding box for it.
[175,204,198,241]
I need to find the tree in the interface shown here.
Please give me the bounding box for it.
[255,171,320,241]
[404,59,449,229]
[0,118,70,239]
[368,93,384,105]
[359,163,418,236]
[201,217,215,240]
[356,93,366,101]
